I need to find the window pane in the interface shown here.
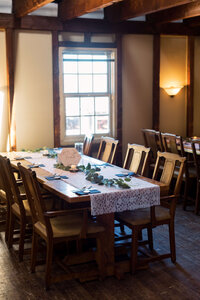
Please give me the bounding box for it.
[95,116,109,134]
[78,61,92,74]
[66,117,80,135]
[93,54,107,60]
[81,97,94,115]
[78,54,92,60]
[64,74,78,93]
[63,61,77,74]
[65,97,79,116]
[93,75,107,93]
[81,116,94,135]
[79,75,92,93]
[95,97,109,115]
[93,61,107,74]
[63,54,77,60]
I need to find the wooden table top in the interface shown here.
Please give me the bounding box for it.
[8,153,167,204]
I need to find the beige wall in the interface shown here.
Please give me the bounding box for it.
[160,35,187,137]
[0,30,9,152]
[122,34,153,157]
[194,37,200,136]
[14,30,54,150]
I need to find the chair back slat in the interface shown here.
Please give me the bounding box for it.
[83,134,94,156]
[161,133,184,156]
[153,151,186,197]
[97,137,119,164]
[141,129,163,162]
[18,164,50,231]
[123,144,150,176]
[0,155,25,212]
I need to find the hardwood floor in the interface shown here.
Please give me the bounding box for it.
[0,205,200,299]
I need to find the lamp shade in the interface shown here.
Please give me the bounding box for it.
[164,86,183,97]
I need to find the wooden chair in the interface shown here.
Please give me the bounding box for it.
[191,139,200,214]
[0,164,9,241]
[141,129,163,164]
[123,144,150,176]
[18,164,106,289]
[115,152,186,274]
[0,155,31,261]
[83,134,94,156]
[161,133,196,210]
[97,136,119,164]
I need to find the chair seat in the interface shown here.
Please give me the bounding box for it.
[116,206,171,227]
[11,200,31,217]
[35,213,105,239]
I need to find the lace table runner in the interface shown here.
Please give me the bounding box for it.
[5,152,160,216]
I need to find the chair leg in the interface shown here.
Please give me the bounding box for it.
[147,226,153,251]
[195,181,200,215]
[31,230,38,273]
[169,221,176,263]
[18,219,26,261]
[45,240,53,290]
[131,226,139,274]
[5,205,10,243]
[8,212,15,249]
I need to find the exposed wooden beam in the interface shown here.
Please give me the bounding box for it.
[186,36,194,137]
[0,13,199,35]
[105,0,197,22]
[5,29,16,151]
[58,0,122,21]
[12,0,54,17]
[147,0,200,24]
[152,35,160,131]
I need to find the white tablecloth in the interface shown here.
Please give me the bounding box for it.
[5,152,160,216]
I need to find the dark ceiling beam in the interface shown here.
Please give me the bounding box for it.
[183,15,200,26]
[104,0,198,22]
[0,13,199,35]
[58,0,123,21]
[12,0,54,17]
[147,0,200,23]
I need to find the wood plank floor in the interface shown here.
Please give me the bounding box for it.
[0,205,200,300]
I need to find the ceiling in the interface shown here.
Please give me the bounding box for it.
[1,0,200,27]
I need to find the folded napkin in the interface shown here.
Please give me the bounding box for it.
[14,156,32,160]
[27,164,45,168]
[115,172,136,177]
[45,175,68,181]
[73,189,101,195]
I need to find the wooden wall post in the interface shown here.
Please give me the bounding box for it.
[52,30,60,147]
[6,28,16,151]
[152,34,160,131]
[116,34,123,166]
[187,36,194,137]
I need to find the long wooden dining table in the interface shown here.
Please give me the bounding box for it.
[2,150,169,278]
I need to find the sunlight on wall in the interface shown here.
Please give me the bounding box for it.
[0,91,4,135]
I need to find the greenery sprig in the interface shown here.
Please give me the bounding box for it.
[77,163,131,189]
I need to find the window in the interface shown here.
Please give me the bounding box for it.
[59,49,116,144]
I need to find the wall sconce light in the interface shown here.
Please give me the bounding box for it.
[163,86,183,97]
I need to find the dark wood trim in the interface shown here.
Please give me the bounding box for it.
[0,13,199,36]
[52,30,60,147]
[187,36,194,137]
[116,34,122,167]
[58,41,117,48]
[152,34,160,131]
[5,28,16,151]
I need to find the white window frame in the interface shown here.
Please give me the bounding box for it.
[59,47,117,145]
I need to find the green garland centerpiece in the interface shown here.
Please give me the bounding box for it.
[54,162,131,189]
